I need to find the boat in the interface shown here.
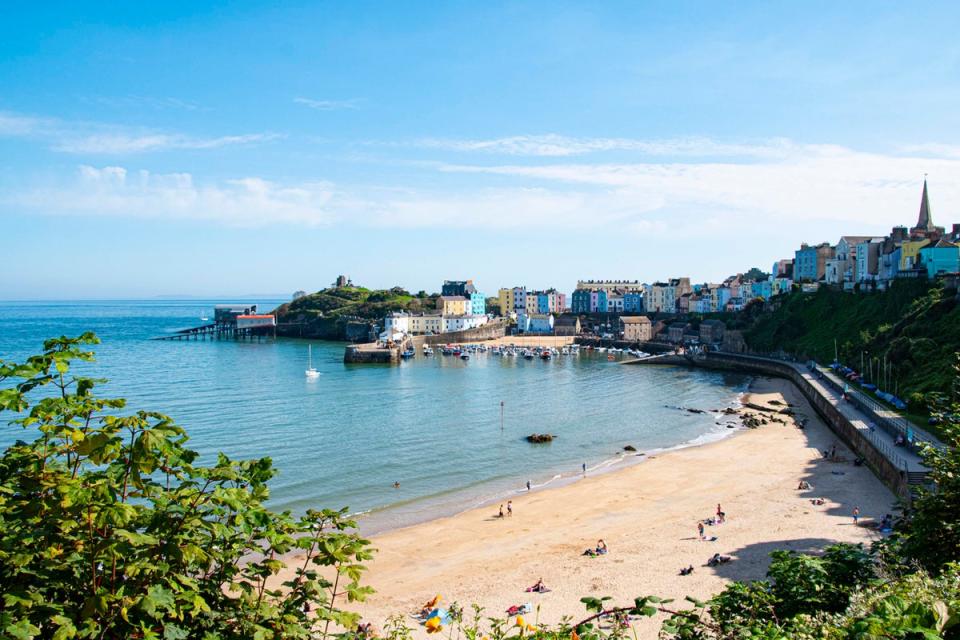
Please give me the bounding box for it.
[460,353,470,360]
[423,345,434,356]
[200,309,209,321]
[401,349,415,359]
[541,350,551,360]
[305,345,320,378]
[523,350,534,359]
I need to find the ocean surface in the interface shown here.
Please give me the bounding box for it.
[0,300,750,533]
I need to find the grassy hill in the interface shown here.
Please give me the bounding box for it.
[272,286,439,339]
[744,279,960,404]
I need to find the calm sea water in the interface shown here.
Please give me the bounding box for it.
[0,300,749,533]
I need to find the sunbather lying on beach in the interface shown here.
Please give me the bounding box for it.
[526,578,550,593]
[797,480,811,490]
[706,553,732,567]
[505,603,532,616]
[679,565,694,576]
[583,539,609,556]
[811,497,826,505]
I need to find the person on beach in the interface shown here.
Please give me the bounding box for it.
[393,481,400,489]
[596,539,607,554]
[716,504,724,523]
[698,522,705,540]
[853,506,860,525]
[507,501,513,517]
[498,504,504,518]
[527,578,548,593]
[582,462,587,476]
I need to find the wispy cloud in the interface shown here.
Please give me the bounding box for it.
[3,139,959,235]
[0,109,280,154]
[294,97,363,111]
[411,134,799,158]
[7,165,334,226]
[81,95,208,112]
[54,132,283,154]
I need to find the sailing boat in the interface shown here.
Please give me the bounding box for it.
[305,345,320,378]
[200,309,209,321]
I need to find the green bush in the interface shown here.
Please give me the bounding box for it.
[0,335,373,640]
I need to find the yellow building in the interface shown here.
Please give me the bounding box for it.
[498,288,512,316]
[900,239,930,270]
[437,296,470,316]
[408,314,443,335]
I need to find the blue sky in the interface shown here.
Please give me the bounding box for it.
[2,1,960,299]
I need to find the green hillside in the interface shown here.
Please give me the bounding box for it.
[271,286,438,339]
[745,279,960,401]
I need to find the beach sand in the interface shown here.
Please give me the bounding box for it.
[469,335,576,347]
[285,376,896,637]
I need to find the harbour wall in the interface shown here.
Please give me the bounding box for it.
[414,320,508,346]
[630,352,913,500]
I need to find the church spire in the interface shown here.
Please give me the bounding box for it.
[917,176,933,230]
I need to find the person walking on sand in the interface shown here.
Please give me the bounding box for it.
[716,503,723,523]
[526,480,531,491]
[582,462,587,476]
[507,500,513,517]
[498,504,504,518]
[698,522,705,540]
[853,506,860,525]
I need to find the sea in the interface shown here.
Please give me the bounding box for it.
[0,300,750,534]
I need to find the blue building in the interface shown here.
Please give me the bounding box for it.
[469,292,486,315]
[919,239,960,278]
[794,242,833,282]
[624,291,644,312]
[750,280,773,300]
[571,288,592,313]
[596,289,608,312]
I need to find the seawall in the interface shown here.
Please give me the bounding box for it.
[630,352,914,500]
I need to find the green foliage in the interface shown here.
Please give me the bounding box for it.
[898,362,960,573]
[744,280,960,399]
[0,334,374,639]
[271,285,438,338]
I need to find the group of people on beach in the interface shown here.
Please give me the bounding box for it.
[496,501,513,518]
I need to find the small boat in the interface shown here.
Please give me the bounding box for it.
[541,350,551,360]
[423,346,434,356]
[305,345,320,378]
[401,349,415,359]
[200,309,209,321]
[460,353,470,360]
[523,350,534,360]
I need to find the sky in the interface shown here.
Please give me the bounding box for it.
[2,1,960,299]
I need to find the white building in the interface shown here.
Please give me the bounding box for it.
[442,314,489,333]
[517,312,554,334]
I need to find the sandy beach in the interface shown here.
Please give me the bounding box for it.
[467,335,577,347]
[285,376,896,637]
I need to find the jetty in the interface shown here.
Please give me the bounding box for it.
[344,336,413,364]
[155,304,277,342]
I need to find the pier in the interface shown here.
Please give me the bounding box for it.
[154,304,277,342]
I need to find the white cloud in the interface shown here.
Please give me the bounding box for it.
[9,165,334,226]
[54,132,282,154]
[412,134,799,158]
[437,144,960,228]
[294,97,363,111]
[3,139,959,237]
[0,109,279,154]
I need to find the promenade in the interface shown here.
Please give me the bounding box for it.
[792,363,928,473]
